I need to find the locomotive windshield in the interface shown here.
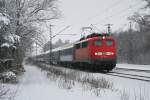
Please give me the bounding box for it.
[94,40,102,46]
[106,40,113,46]
[75,43,80,49]
[82,41,88,48]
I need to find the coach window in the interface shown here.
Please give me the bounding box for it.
[94,40,102,46]
[75,43,80,49]
[82,41,88,48]
[106,40,113,46]
[66,48,72,54]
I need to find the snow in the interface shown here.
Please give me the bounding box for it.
[2,71,16,79]
[3,64,150,100]
[4,34,20,43]
[1,71,17,83]
[94,64,150,100]
[6,64,113,100]
[1,43,11,48]
[12,34,20,43]
[1,43,17,49]
[0,13,10,26]
[12,46,17,49]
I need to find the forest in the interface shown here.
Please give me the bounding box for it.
[115,1,150,64]
[0,0,59,82]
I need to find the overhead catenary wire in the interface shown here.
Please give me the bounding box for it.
[58,0,130,36]
[81,0,124,24]
[95,1,144,25]
[87,1,144,32]
[93,4,143,32]
[49,0,144,39]
[52,25,71,38]
[90,24,101,32]
[69,0,144,36]
[73,0,142,27]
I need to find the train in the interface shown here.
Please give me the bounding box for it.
[33,33,117,72]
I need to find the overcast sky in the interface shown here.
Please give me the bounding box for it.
[41,0,146,44]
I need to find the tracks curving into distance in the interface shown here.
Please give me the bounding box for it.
[34,61,150,82]
[105,67,150,82]
[115,67,150,73]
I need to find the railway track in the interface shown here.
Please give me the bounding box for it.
[115,67,150,73]
[106,71,150,82]
[33,61,150,82]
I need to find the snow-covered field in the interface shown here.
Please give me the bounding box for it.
[3,64,150,100]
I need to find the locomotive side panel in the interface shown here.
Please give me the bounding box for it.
[74,41,90,62]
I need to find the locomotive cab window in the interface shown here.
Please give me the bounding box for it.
[106,40,113,46]
[94,40,102,46]
[75,43,80,49]
[82,41,88,48]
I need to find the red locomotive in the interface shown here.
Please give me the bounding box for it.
[35,33,117,72]
[74,33,116,71]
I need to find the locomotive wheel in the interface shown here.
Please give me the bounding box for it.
[106,69,110,73]
[72,63,78,69]
[89,64,98,72]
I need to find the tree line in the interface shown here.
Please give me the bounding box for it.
[43,39,70,52]
[0,0,59,73]
[115,0,150,64]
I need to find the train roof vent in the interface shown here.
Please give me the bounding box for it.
[80,37,86,41]
[86,33,110,39]
[79,33,110,41]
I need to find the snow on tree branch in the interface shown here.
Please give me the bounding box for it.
[0,13,10,28]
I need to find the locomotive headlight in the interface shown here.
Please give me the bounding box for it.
[95,52,103,55]
[98,52,103,55]
[102,36,105,39]
[105,52,114,55]
[95,52,98,55]
[95,52,114,56]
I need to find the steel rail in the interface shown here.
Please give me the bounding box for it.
[115,67,150,73]
[110,71,150,79]
[106,72,150,82]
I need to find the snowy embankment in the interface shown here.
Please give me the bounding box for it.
[4,64,118,100]
[3,63,150,100]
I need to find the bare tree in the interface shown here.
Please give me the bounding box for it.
[5,0,60,40]
[2,0,60,63]
[143,0,150,9]
[43,39,70,52]
[129,13,150,32]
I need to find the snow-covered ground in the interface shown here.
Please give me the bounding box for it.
[5,64,116,100]
[3,64,150,100]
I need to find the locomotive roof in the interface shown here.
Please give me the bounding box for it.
[38,43,74,55]
[75,35,114,44]
[52,43,74,52]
